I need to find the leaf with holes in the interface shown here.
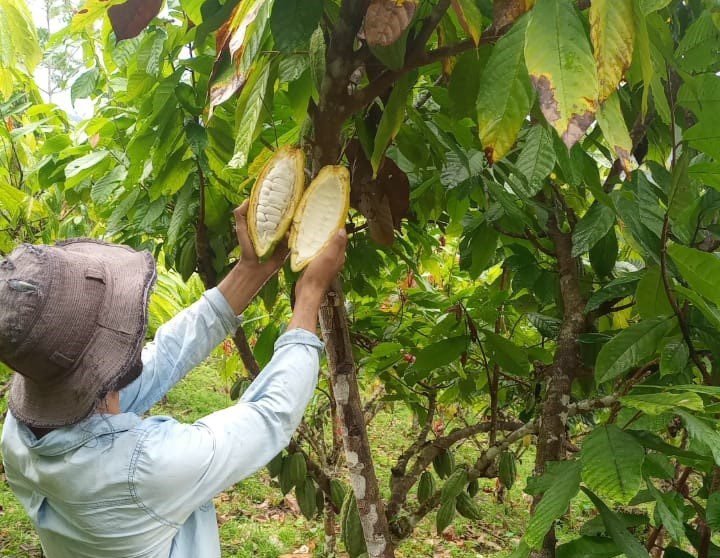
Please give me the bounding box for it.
[525,0,598,147]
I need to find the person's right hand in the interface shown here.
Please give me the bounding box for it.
[296,229,348,299]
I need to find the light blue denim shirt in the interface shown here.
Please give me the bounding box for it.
[1,288,324,558]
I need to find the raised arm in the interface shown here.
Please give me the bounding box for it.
[121,202,288,415]
[131,229,347,523]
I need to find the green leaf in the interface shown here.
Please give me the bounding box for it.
[91,165,127,205]
[595,317,675,383]
[483,331,530,375]
[270,0,323,53]
[647,484,684,542]
[0,0,42,73]
[668,244,720,308]
[590,227,619,278]
[525,0,599,148]
[660,340,689,377]
[675,284,720,330]
[597,93,636,174]
[64,150,110,189]
[524,461,581,549]
[677,410,720,465]
[589,0,636,102]
[707,493,720,531]
[413,336,469,373]
[581,426,645,504]
[71,67,100,106]
[586,272,642,313]
[254,323,279,368]
[449,50,485,119]
[557,536,621,558]
[514,126,556,197]
[477,17,534,163]
[638,0,671,14]
[451,0,484,45]
[581,487,651,558]
[621,391,704,415]
[572,203,616,257]
[635,266,672,319]
[371,73,413,177]
[228,57,274,170]
[309,26,326,96]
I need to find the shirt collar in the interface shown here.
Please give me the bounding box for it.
[12,412,142,457]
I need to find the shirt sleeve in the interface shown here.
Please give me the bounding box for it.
[120,288,242,415]
[130,329,324,525]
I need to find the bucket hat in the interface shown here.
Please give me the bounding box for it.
[0,239,156,428]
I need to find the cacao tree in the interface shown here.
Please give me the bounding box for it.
[4,0,720,556]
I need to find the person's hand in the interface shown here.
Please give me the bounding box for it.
[233,201,288,282]
[296,229,348,299]
[288,229,348,333]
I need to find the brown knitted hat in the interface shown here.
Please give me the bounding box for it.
[0,239,156,428]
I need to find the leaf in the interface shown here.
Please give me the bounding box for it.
[675,285,720,331]
[413,336,469,373]
[707,493,720,531]
[483,331,530,375]
[451,0,484,45]
[309,26,326,95]
[597,93,637,174]
[525,0,599,148]
[638,0,671,14]
[586,272,642,313]
[91,165,127,204]
[514,126,556,196]
[557,536,621,558]
[65,150,110,182]
[595,317,675,383]
[589,0,636,102]
[108,0,163,41]
[581,426,645,505]
[582,488,651,558]
[528,313,562,339]
[621,391,704,415]
[477,17,534,163]
[363,0,417,47]
[371,73,413,176]
[668,244,720,308]
[524,461,581,549]
[449,50,485,119]
[270,0,323,53]
[71,67,100,106]
[572,203,616,257]
[677,410,720,465]
[0,0,42,72]
[647,484,684,542]
[660,340,689,377]
[227,57,274,170]
[590,228,619,278]
[635,266,672,319]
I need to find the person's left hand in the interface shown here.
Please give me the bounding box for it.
[233,201,289,283]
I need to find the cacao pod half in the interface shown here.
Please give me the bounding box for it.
[248,146,306,259]
[289,165,350,272]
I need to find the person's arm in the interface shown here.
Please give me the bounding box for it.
[121,202,288,415]
[130,229,347,523]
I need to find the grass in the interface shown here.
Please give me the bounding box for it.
[0,362,597,557]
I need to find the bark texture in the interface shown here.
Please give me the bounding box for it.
[319,283,394,557]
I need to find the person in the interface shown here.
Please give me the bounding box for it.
[0,202,348,558]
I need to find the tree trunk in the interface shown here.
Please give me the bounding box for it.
[530,217,587,558]
[319,282,395,558]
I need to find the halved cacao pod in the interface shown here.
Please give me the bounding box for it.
[289,165,350,272]
[248,147,306,259]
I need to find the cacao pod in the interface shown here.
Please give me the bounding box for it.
[295,477,318,520]
[436,498,456,534]
[456,491,482,521]
[341,492,368,558]
[363,0,417,47]
[248,146,306,259]
[330,479,347,510]
[441,469,468,502]
[287,452,307,487]
[266,452,283,479]
[289,165,350,271]
[417,471,435,503]
[433,451,454,479]
[499,451,517,490]
[467,478,480,497]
